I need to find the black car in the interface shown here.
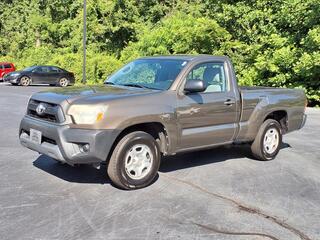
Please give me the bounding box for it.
[4,65,75,87]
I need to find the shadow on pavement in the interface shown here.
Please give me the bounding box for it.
[33,142,291,182]
[280,142,291,149]
[33,154,110,184]
[159,142,291,173]
[159,145,249,173]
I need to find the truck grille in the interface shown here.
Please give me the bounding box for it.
[27,99,65,123]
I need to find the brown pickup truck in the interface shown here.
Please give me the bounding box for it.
[19,55,307,189]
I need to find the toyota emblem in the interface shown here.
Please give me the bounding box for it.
[36,103,47,116]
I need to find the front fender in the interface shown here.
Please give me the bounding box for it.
[109,108,178,154]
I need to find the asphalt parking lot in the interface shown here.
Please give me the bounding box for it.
[0,83,319,240]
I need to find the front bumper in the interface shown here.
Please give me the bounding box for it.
[19,116,119,165]
[9,78,18,84]
[3,76,19,83]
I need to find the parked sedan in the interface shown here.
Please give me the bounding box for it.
[4,65,75,87]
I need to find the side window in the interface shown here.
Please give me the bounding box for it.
[186,62,228,93]
[0,65,3,70]
[4,64,12,69]
[50,67,61,73]
[37,67,49,73]
[35,67,42,72]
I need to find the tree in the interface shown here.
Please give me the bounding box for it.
[0,0,319,105]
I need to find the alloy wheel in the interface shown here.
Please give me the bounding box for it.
[59,78,68,87]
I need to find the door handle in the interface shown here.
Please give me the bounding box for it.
[224,99,235,106]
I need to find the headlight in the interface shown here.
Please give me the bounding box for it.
[11,73,20,77]
[68,105,108,124]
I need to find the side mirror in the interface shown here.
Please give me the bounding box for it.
[184,79,207,93]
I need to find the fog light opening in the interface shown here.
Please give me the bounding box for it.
[80,144,90,153]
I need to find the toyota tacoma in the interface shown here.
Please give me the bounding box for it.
[19,55,307,189]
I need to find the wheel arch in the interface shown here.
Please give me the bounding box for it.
[106,122,169,163]
[263,110,288,133]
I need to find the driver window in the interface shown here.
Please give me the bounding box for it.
[186,62,227,93]
[36,66,49,73]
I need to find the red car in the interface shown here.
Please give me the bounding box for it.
[0,62,16,81]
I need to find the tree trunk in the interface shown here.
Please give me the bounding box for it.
[35,29,41,47]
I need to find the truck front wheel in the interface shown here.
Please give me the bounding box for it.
[251,119,282,161]
[107,131,161,190]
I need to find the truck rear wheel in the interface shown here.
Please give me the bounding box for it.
[251,119,282,161]
[107,131,161,190]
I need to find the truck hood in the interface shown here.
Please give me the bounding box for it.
[31,85,158,105]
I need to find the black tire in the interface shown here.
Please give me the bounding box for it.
[57,77,69,87]
[20,76,31,86]
[251,119,282,161]
[107,131,161,190]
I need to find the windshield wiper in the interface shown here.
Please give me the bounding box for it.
[105,82,144,88]
[120,83,146,89]
[120,83,160,90]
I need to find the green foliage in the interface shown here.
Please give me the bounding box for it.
[0,0,319,105]
[121,12,231,60]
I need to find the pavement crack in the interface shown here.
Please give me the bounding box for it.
[0,203,38,209]
[160,173,312,240]
[193,222,279,240]
[71,194,104,239]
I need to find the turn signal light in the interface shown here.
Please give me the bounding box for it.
[96,112,104,122]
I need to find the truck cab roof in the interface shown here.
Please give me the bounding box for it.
[139,54,230,62]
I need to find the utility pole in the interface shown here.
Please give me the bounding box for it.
[82,0,87,84]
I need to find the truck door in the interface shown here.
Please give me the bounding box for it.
[177,62,238,149]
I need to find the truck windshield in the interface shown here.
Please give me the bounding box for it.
[105,59,188,90]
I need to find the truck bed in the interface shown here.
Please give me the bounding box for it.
[236,86,306,141]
